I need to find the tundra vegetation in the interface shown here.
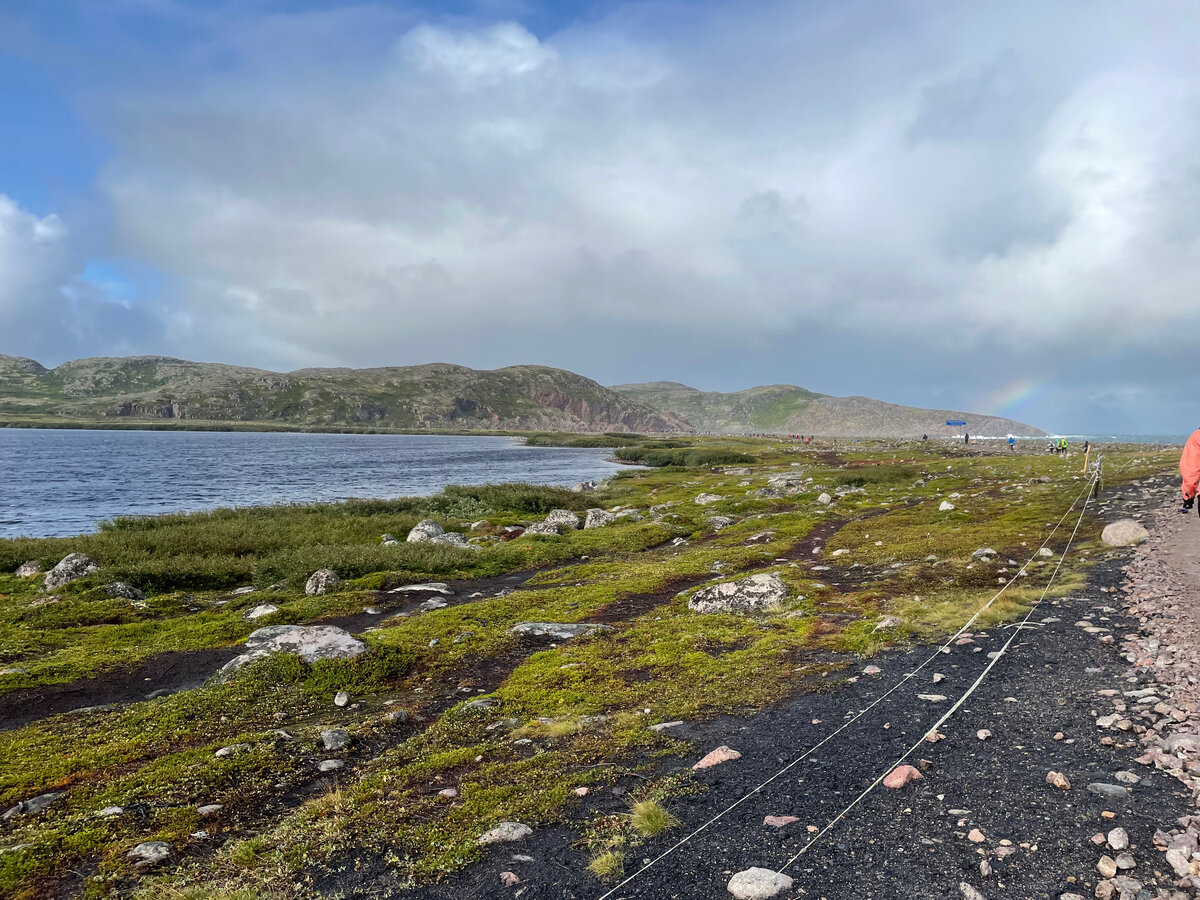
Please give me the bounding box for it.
[0,433,1174,899]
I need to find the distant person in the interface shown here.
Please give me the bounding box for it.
[1008,435,1016,451]
[1059,437,1068,453]
[922,434,927,442]
[964,432,969,446]
[1181,427,1200,514]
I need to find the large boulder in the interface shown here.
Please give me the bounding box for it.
[406,520,474,549]
[584,509,618,529]
[543,509,581,531]
[687,573,789,614]
[219,625,367,675]
[43,553,98,590]
[407,519,445,543]
[1101,519,1150,547]
[305,569,340,596]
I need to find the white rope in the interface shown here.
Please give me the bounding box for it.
[595,476,1095,900]
[775,471,1097,875]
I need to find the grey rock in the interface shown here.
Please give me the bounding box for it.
[333,690,351,707]
[1087,783,1130,800]
[477,822,532,845]
[522,521,562,536]
[1107,827,1129,851]
[15,561,42,578]
[463,697,498,711]
[97,806,124,817]
[510,622,614,640]
[708,516,736,531]
[817,493,833,505]
[318,759,345,772]
[727,867,793,899]
[126,841,172,867]
[106,581,145,601]
[220,625,367,675]
[214,743,250,758]
[1101,520,1149,547]
[387,709,410,724]
[694,493,725,505]
[3,792,64,820]
[44,553,98,590]
[543,509,581,530]
[687,573,788,615]
[873,616,903,632]
[321,728,351,751]
[305,568,340,596]
[230,586,256,596]
[959,884,985,900]
[197,804,223,817]
[244,604,279,620]
[584,508,618,529]
[939,500,956,512]
[407,519,446,543]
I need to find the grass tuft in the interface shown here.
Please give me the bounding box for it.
[629,799,680,837]
[587,850,626,881]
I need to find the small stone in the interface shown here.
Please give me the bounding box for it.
[244,604,278,620]
[917,694,948,702]
[2,792,64,820]
[1087,783,1129,800]
[97,806,124,817]
[321,728,351,751]
[305,568,340,596]
[763,815,800,828]
[1096,855,1117,878]
[977,729,992,741]
[1045,770,1071,790]
[438,788,458,799]
[967,828,985,843]
[727,867,793,899]
[126,841,171,867]
[197,804,223,817]
[574,787,588,796]
[932,672,946,683]
[214,743,250,758]
[882,765,922,789]
[500,872,521,887]
[693,746,742,770]
[939,501,955,511]
[863,665,882,676]
[333,690,350,707]
[387,709,410,724]
[318,759,344,772]
[959,884,985,900]
[477,822,532,845]
[1106,827,1128,851]
[1113,851,1134,870]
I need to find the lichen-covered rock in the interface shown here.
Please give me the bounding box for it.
[2,792,64,821]
[407,519,445,543]
[15,561,42,578]
[522,521,561,536]
[687,573,788,614]
[694,493,725,505]
[510,622,614,640]
[1101,519,1149,546]
[126,841,171,868]
[106,582,146,601]
[219,625,367,675]
[543,509,581,530]
[305,569,340,596]
[43,553,98,590]
[244,604,279,620]
[584,508,618,529]
[707,516,736,531]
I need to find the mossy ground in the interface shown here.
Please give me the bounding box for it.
[0,436,1176,899]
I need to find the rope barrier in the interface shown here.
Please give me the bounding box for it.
[595,475,1097,900]
[774,470,1098,876]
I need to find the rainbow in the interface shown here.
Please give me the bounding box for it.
[985,379,1046,419]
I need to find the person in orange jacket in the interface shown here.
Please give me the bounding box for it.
[1181,427,1200,513]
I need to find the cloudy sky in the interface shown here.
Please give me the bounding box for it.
[1,0,1197,432]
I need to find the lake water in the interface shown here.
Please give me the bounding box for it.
[0,429,632,538]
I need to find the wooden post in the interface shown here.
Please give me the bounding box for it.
[1081,445,1090,474]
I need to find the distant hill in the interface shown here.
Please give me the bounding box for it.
[611,381,1045,438]
[0,355,688,433]
[0,354,1044,436]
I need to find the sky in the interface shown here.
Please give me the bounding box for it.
[1,0,1198,433]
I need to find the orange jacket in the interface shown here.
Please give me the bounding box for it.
[1182,428,1200,499]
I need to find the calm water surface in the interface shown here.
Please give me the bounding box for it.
[0,430,631,538]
